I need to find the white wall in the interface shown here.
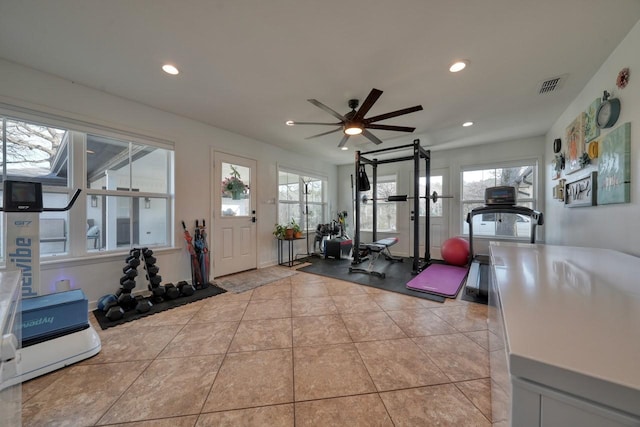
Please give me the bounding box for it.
[338,136,546,258]
[545,20,640,256]
[0,59,338,305]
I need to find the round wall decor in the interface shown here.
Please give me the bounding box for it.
[596,91,621,129]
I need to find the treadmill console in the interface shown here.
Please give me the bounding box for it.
[485,186,516,206]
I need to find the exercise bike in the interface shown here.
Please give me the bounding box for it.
[1,180,101,387]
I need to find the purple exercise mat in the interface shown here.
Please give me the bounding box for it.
[406,264,469,297]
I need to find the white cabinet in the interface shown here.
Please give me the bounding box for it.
[489,243,640,427]
[0,270,22,427]
[511,377,639,427]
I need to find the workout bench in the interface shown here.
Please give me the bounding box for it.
[349,237,402,278]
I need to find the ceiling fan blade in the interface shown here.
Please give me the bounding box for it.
[364,105,424,124]
[362,129,383,145]
[308,99,347,121]
[337,134,350,148]
[305,128,342,140]
[288,121,342,126]
[366,124,416,133]
[351,88,383,122]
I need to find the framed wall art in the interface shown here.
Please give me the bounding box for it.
[565,171,597,207]
[584,98,600,144]
[597,122,631,205]
[565,112,586,174]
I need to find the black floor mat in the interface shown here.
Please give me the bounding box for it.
[298,256,446,303]
[93,283,226,330]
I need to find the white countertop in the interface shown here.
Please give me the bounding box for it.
[490,242,640,416]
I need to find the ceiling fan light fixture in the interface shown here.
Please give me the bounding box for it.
[344,123,363,135]
[449,60,468,73]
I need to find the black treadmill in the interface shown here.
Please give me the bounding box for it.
[464,186,544,303]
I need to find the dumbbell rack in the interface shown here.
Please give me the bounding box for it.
[100,248,197,322]
[101,248,159,320]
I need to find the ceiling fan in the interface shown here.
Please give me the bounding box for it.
[286,88,423,148]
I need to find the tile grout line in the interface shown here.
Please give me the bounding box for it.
[194,293,249,420]
[289,276,297,426]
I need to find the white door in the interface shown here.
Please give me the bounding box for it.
[213,152,257,277]
[410,168,449,260]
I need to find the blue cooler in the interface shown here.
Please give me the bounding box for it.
[20,289,89,346]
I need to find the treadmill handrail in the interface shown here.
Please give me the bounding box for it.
[466,205,544,226]
[466,205,544,261]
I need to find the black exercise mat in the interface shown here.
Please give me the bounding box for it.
[298,257,445,303]
[93,284,226,330]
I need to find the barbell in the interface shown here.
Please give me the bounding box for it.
[361,191,454,204]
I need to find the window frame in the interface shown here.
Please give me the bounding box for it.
[277,166,327,233]
[0,107,175,264]
[360,174,398,232]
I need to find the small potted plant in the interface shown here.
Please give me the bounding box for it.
[290,218,303,239]
[273,223,286,239]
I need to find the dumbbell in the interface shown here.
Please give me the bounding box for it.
[97,294,117,311]
[163,283,180,300]
[123,257,140,270]
[121,279,136,291]
[149,275,162,287]
[129,249,141,258]
[177,281,195,296]
[135,299,153,313]
[146,265,160,275]
[144,255,157,265]
[121,268,138,281]
[149,285,165,303]
[105,306,125,321]
[117,293,137,311]
[142,248,153,258]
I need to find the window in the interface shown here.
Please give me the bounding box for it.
[418,175,443,217]
[86,134,173,251]
[360,175,397,232]
[278,169,326,233]
[0,113,174,261]
[461,163,536,239]
[1,117,71,259]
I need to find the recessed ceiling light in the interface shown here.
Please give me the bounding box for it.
[285,120,294,126]
[341,146,349,151]
[162,64,179,75]
[463,121,474,127]
[449,60,469,73]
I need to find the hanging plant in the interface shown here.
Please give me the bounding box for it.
[221,165,249,199]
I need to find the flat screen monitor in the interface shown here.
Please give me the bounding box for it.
[2,180,43,212]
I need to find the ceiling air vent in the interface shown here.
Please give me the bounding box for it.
[538,75,567,94]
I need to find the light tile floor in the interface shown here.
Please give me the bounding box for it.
[21,271,496,426]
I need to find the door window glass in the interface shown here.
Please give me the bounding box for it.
[221,162,251,217]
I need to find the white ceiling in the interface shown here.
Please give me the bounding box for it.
[1,1,640,165]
